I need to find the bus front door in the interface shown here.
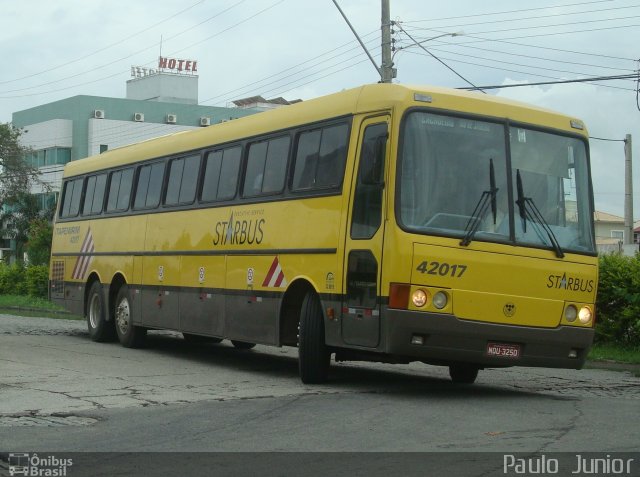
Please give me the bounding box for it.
[342,116,389,348]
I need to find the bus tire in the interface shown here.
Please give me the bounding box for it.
[114,285,146,348]
[231,340,255,350]
[183,333,223,344]
[449,364,479,384]
[298,291,330,384]
[86,281,116,342]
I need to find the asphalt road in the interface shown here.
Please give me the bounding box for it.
[1,314,639,476]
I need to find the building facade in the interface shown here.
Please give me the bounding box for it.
[5,67,265,261]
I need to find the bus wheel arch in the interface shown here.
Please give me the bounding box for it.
[279,279,316,347]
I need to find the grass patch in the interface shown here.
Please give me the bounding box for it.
[0,294,82,320]
[588,343,640,365]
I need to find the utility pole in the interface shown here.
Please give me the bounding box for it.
[380,0,394,83]
[624,133,634,244]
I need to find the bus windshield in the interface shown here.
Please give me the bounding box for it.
[399,111,595,254]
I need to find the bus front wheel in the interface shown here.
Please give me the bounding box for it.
[298,291,330,384]
[86,281,116,342]
[449,364,479,384]
[114,285,146,348]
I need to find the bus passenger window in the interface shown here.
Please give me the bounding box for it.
[82,173,107,216]
[60,178,84,218]
[134,162,164,209]
[165,155,200,206]
[201,146,241,202]
[106,168,134,213]
[292,123,349,191]
[243,136,290,197]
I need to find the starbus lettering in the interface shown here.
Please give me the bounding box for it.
[546,273,594,293]
[213,212,265,246]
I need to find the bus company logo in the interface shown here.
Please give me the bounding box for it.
[262,257,287,288]
[8,453,73,476]
[213,212,265,246]
[546,273,595,293]
[71,228,94,280]
[503,303,517,317]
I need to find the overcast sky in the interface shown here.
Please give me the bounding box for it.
[1,0,638,217]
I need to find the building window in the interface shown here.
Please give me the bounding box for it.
[100,145,108,154]
[611,230,624,241]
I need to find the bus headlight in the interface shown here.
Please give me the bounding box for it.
[565,305,578,322]
[578,306,593,324]
[412,289,428,307]
[433,291,448,310]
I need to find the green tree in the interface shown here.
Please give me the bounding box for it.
[0,123,38,206]
[0,123,46,262]
[26,217,53,266]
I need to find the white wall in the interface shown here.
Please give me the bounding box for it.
[87,118,196,156]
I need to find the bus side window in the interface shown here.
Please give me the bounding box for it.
[60,177,84,218]
[134,162,165,210]
[165,155,200,206]
[243,136,290,197]
[351,123,388,239]
[82,173,107,216]
[201,146,241,202]
[106,168,134,213]
[291,123,349,191]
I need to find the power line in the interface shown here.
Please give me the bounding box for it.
[406,5,640,32]
[393,22,485,92]
[0,0,206,86]
[404,0,615,23]
[459,73,638,91]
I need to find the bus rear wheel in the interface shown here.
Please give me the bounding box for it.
[231,340,255,350]
[86,281,116,342]
[298,291,330,384]
[114,285,146,348]
[449,364,479,384]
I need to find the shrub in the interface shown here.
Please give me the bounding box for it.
[596,253,640,347]
[24,264,49,298]
[0,262,26,295]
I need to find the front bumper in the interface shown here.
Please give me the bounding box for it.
[386,309,594,369]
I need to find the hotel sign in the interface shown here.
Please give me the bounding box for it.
[131,56,198,78]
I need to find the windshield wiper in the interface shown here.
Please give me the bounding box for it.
[515,169,565,258]
[460,159,498,246]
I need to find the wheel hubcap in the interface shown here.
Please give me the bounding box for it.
[89,294,100,329]
[115,298,131,335]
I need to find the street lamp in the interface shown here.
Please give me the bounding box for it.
[392,31,464,62]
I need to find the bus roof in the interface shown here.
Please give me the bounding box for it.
[63,83,588,178]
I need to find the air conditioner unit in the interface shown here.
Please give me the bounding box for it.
[134,112,144,122]
[166,114,177,124]
[199,117,210,127]
[93,109,105,119]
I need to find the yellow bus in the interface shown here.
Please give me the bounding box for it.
[50,83,597,384]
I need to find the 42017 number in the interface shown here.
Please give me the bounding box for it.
[415,261,468,278]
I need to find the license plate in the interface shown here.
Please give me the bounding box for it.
[487,342,521,359]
